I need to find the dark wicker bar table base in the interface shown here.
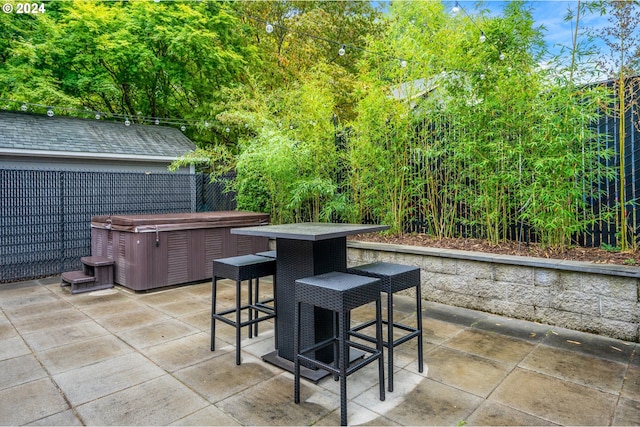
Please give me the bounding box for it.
[262,237,346,381]
[231,222,389,381]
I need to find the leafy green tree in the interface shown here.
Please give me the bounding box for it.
[235,1,384,122]
[347,0,613,247]
[2,0,256,146]
[174,1,384,222]
[0,1,75,108]
[227,65,343,223]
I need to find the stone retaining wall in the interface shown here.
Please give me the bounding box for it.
[347,240,640,343]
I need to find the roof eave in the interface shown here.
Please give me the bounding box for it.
[0,148,180,162]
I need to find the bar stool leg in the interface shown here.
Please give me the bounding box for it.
[387,291,395,392]
[235,279,242,365]
[338,312,348,426]
[248,278,254,339]
[333,312,340,382]
[376,298,386,401]
[253,278,260,337]
[253,275,276,344]
[211,276,218,351]
[294,301,301,404]
[416,283,424,373]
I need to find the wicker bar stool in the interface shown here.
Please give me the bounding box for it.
[294,271,385,426]
[211,254,276,365]
[255,250,277,259]
[347,261,423,392]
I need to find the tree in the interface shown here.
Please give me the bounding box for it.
[0,2,75,107]
[1,0,257,146]
[227,65,343,223]
[233,0,384,123]
[346,0,613,247]
[174,1,385,222]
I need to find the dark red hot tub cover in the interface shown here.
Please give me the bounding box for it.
[91,211,270,232]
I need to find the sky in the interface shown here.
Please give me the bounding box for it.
[478,1,607,54]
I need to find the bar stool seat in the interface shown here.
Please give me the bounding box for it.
[211,254,276,365]
[294,271,385,426]
[255,250,277,259]
[347,261,423,392]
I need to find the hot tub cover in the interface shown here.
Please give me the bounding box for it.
[92,211,269,232]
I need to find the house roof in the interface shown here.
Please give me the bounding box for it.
[0,111,196,162]
[390,78,433,101]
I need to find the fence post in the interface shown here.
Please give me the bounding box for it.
[59,170,65,275]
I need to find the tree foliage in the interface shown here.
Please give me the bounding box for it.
[0,0,621,249]
[227,65,344,223]
[345,1,614,246]
[1,0,256,145]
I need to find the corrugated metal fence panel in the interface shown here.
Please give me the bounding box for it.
[626,98,639,241]
[1,169,236,283]
[586,77,640,248]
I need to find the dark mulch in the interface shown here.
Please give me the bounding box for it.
[352,233,640,267]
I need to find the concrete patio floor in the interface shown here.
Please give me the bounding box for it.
[1,275,639,426]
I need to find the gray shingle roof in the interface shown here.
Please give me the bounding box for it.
[0,111,196,161]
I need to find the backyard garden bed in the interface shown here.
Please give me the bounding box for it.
[354,233,640,266]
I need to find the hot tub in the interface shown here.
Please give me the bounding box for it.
[90,211,269,291]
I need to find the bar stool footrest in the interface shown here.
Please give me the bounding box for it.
[350,319,421,347]
[213,306,275,328]
[297,339,382,377]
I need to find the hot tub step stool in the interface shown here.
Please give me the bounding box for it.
[61,256,115,294]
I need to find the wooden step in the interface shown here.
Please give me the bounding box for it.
[61,269,113,294]
[81,256,114,267]
[61,270,95,285]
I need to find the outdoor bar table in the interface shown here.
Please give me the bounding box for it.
[231,222,388,381]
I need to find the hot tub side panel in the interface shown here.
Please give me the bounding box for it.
[91,227,112,259]
[92,225,268,291]
[203,228,226,278]
[92,228,153,289]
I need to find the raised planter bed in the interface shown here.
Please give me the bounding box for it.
[91,211,269,291]
[347,240,640,343]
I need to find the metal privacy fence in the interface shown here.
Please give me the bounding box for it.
[196,172,237,212]
[0,169,235,283]
[581,77,640,248]
[401,113,634,248]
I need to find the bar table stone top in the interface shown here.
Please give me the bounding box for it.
[230,222,389,241]
[231,222,389,381]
